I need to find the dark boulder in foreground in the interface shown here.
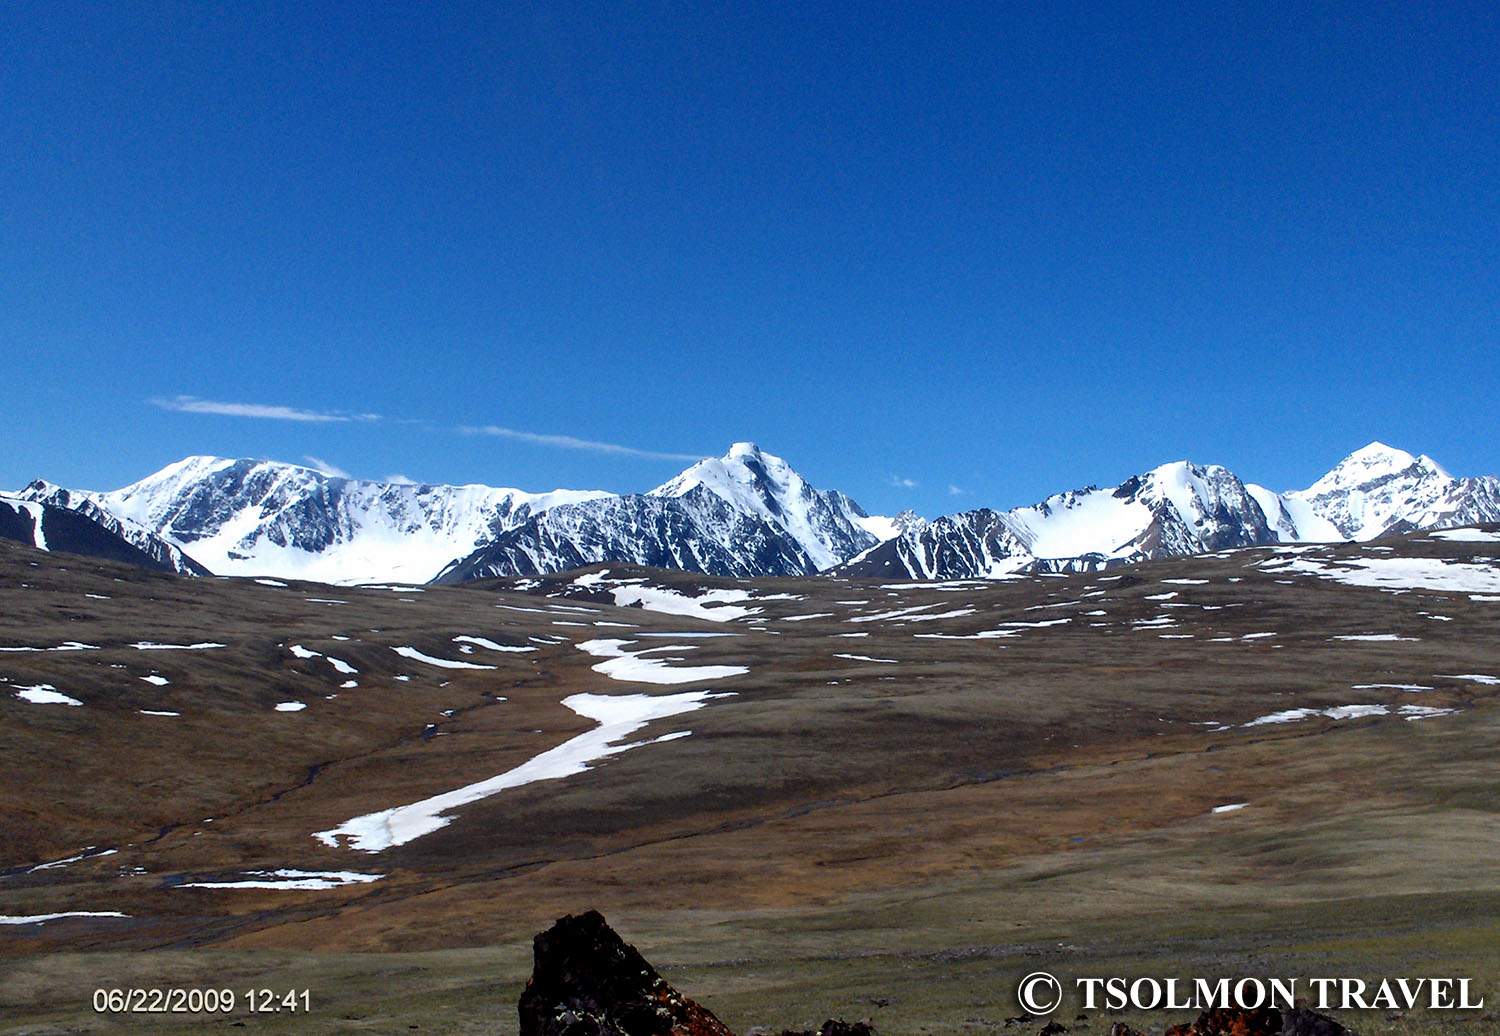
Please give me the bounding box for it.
[519,910,736,1036]
[1163,1006,1357,1036]
[518,913,1357,1036]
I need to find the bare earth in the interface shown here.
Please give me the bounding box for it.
[2,530,1498,1034]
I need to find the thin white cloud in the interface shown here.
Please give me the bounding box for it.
[384,474,417,485]
[461,425,703,462]
[151,395,380,423]
[887,475,918,489]
[948,484,967,495]
[303,456,351,479]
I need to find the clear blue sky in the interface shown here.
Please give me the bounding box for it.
[4,1,1497,517]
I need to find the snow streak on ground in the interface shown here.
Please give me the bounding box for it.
[178,869,383,890]
[14,685,82,706]
[0,912,128,925]
[452,635,535,652]
[577,639,748,684]
[392,646,497,670]
[1268,557,1500,594]
[314,690,728,852]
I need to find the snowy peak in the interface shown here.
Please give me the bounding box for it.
[439,444,884,582]
[1302,442,1428,498]
[22,457,612,585]
[649,443,876,572]
[1289,442,1487,540]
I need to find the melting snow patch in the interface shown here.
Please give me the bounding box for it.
[131,642,226,651]
[15,685,82,706]
[275,702,307,712]
[1430,529,1500,542]
[289,645,320,659]
[835,654,900,663]
[179,869,383,890]
[1400,705,1456,721]
[255,578,288,587]
[1352,683,1434,692]
[0,912,128,925]
[141,675,170,686]
[1145,591,1179,601]
[780,613,834,622]
[1163,579,1210,585]
[393,646,497,670]
[1211,803,1247,814]
[851,604,942,623]
[1438,674,1500,685]
[452,636,535,653]
[1332,634,1420,642]
[314,689,728,852]
[609,585,760,622]
[1275,557,1500,594]
[576,639,747,684]
[1000,618,1070,628]
[140,710,180,717]
[1244,704,1388,726]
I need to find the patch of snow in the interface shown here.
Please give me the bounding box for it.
[15,685,82,706]
[576,639,747,684]
[452,635,535,653]
[1430,528,1500,542]
[275,702,307,712]
[0,912,128,925]
[1332,634,1420,642]
[609,585,760,622]
[315,689,728,852]
[1211,803,1247,814]
[130,642,226,650]
[834,654,900,663]
[392,646,497,670]
[140,675,170,686]
[179,869,383,890]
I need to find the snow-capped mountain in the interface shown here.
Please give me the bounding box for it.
[1,493,210,575]
[1278,442,1500,540]
[19,457,610,585]
[839,444,1500,580]
[433,443,885,582]
[839,461,1280,579]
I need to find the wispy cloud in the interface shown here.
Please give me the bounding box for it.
[887,475,918,489]
[151,395,380,423]
[948,484,967,495]
[461,425,703,462]
[303,456,351,479]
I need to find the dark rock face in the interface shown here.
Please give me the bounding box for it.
[775,1021,875,1036]
[518,911,735,1036]
[1162,1007,1355,1036]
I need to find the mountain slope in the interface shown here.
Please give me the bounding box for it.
[840,461,1280,578]
[1281,442,1500,540]
[19,457,611,585]
[433,443,882,582]
[840,444,1500,580]
[0,494,210,575]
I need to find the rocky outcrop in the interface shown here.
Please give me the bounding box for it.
[1162,1006,1355,1036]
[517,914,1357,1036]
[518,910,735,1036]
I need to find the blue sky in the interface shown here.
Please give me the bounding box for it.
[4,1,1496,517]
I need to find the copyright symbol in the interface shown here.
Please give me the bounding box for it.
[1017,971,1063,1015]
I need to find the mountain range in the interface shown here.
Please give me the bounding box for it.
[9,441,1498,584]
